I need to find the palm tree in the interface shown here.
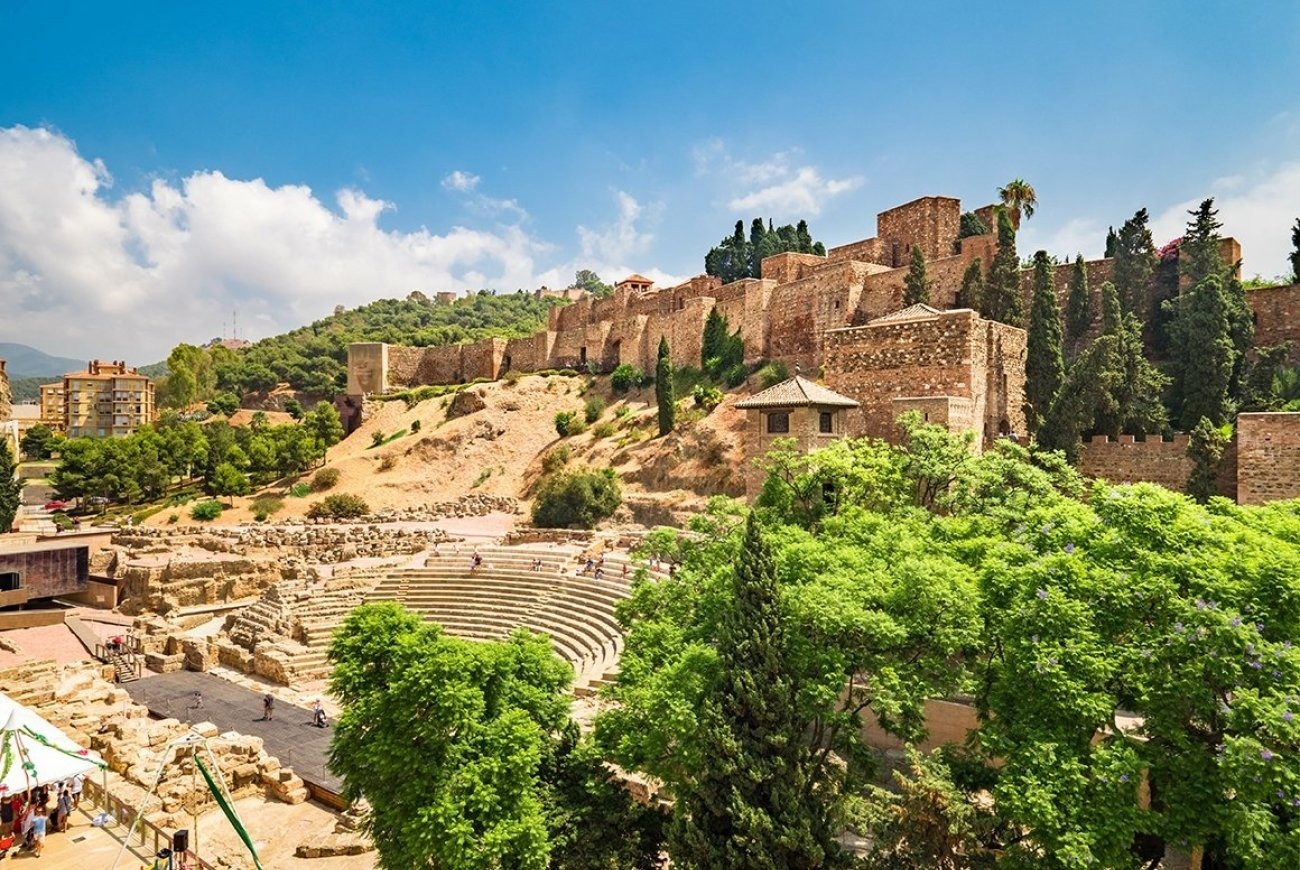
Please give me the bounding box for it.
[999,178,1038,223]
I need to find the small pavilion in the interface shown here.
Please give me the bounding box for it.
[735,375,859,497]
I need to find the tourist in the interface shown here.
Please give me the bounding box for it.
[189,690,204,710]
[262,693,275,721]
[29,809,45,857]
[583,557,594,574]
[594,566,604,581]
[55,787,71,833]
[621,564,628,579]
[531,558,541,572]
[471,550,483,572]
[312,699,327,728]
[69,773,84,810]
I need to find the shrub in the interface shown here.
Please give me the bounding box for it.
[593,422,616,439]
[756,360,789,389]
[252,496,284,517]
[306,493,370,520]
[531,469,622,529]
[611,364,643,394]
[190,501,223,521]
[288,483,311,498]
[542,445,571,474]
[472,468,492,488]
[378,455,398,472]
[312,467,341,491]
[723,363,747,388]
[371,431,386,447]
[555,411,590,437]
[410,419,422,433]
[167,513,179,525]
[693,384,724,410]
[502,369,523,386]
[584,396,606,424]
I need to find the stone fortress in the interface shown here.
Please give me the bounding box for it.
[338,190,1300,501]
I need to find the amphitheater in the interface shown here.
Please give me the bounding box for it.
[215,539,667,695]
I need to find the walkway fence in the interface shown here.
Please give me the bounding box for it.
[82,777,218,870]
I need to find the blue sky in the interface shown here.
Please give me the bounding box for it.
[2,1,1298,361]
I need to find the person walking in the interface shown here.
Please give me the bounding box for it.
[262,693,275,721]
[69,773,84,810]
[30,811,45,857]
[55,787,71,833]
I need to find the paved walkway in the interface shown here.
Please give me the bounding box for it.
[124,671,341,794]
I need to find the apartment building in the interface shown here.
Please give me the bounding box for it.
[53,360,157,437]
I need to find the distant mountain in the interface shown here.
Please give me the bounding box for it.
[0,343,85,378]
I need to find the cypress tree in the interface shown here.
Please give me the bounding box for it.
[1186,417,1227,503]
[0,442,19,535]
[701,307,727,369]
[749,218,768,278]
[1025,250,1065,434]
[957,259,985,312]
[986,207,1023,326]
[796,220,813,253]
[670,514,832,868]
[1112,209,1156,319]
[1169,274,1235,429]
[902,244,932,306]
[1100,281,1121,335]
[1104,226,1119,258]
[1291,217,1300,281]
[1064,254,1091,346]
[656,336,675,436]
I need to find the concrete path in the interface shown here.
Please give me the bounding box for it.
[123,671,341,794]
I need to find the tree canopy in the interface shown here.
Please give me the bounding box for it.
[704,219,826,284]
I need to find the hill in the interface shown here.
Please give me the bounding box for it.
[162,290,566,404]
[0,342,84,378]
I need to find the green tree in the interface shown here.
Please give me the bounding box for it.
[19,424,60,460]
[958,212,990,240]
[1291,217,1300,281]
[956,258,984,312]
[1168,278,1236,429]
[531,469,621,528]
[573,269,613,299]
[1186,416,1227,503]
[985,207,1023,326]
[1104,226,1118,258]
[903,244,933,306]
[306,401,345,462]
[1064,255,1091,349]
[705,221,750,284]
[998,178,1037,223]
[1112,208,1156,318]
[701,307,727,370]
[655,336,674,436]
[207,392,240,417]
[207,461,248,505]
[670,514,836,868]
[1025,251,1065,434]
[0,442,20,534]
[329,605,570,870]
[1099,281,1121,335]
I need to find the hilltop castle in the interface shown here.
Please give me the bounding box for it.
[345,192,1300,497]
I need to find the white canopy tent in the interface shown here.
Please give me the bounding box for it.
[0,692,104,795]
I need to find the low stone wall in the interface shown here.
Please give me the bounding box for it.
[1237,412,1300,505]
[1078,434,1193,492]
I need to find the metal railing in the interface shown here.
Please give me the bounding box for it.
[81,777,218,870]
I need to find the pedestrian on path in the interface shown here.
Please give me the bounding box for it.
[262,693,275,721]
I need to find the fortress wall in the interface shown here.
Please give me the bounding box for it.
[827,236,891,268]
[877,196,962,262]
[461,337,507,382]
[1247,283,1300,364]
[1078,434,1193,491]
[766,261,874,372]
[983,320,1028,438]
[503,331,555,373]
[712,280,776,366]
[823,310,989,442]
[346,342,388,395]
[1237,413,1300,504]
[761,251,828,284]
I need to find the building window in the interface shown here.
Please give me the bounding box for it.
[819,411,834,434]
[0,573,19,592]
[766,412,790,434]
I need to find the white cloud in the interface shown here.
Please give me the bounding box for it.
[440,170,480,192]
[1018,217,1107,262]
[0,127,689,361]
[1150,163,1300,280]
[696,140,861,218]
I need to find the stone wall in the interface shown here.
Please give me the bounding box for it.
[822,308,1025,446]
[876,196,961,262]
[0,542,88,600]
[1078,434,1193,491]
[1237,413,1300,504]
[0,359,10,424]
[1246,283,1300,365]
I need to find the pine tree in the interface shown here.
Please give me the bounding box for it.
[1291,218,1300,281]
[1100,281,1121,335]
[0,442,19,535]
[1112,209,1156,318]
[655,336,675,436]
[957,259,985,312]
[1104,226,1119,258]
[1025,251,1065,434]
[986,207,1023,326]
[670,514,832,868]
[902,244,932,306]
[1181,199,1225,287]
[1064,255,1091,347]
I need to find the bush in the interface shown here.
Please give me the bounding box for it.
[531,469,622,529]
[371,431,386,448]
[584,396,606,424]
[693,384,724,410]
[167,513,179,525]
[555,411,587,437]
[378,455,398,472]
[251,496,284,517]
[410,419,422,433]
[190,501,223,521]
[723,363,747,388]
[611,364,644,394]
[311,467,340,491]
[288,483,311,498]
[542,445,571,474]
[502,369,523,386]
[592,422,616,439]
[756,360,789,389]
[306,493,370,520]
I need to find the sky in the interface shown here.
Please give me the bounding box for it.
[2,1,1299,362]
